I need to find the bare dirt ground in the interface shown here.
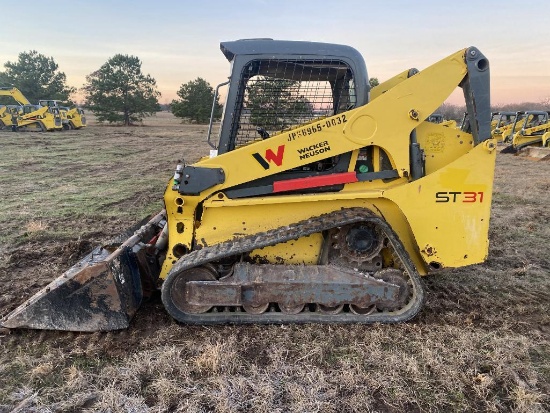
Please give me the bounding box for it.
[0,112,548,412]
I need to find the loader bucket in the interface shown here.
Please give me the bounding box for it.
[1,210,166,332]
[500,144,517,154]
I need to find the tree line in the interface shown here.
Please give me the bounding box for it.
[0,51,223,126]
[2,51,548,127]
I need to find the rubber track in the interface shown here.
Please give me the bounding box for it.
[161,208,425,324]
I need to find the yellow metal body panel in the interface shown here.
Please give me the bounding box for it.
[160,48,495,280]
[492,122,520,142]
[0,106,15,127]
[370,69,414,100]
[512,134,543,148]
[439,119,457,128]
[384,141,495,268]
[200,197,424,271]
[66,108,86,128]
[248,233,324,265]
[416,121,473,173]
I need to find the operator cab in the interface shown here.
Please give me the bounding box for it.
[214,39,369,154]
[21,105,40,114]
[38,99,63,108]
[521,111,549,133]
[494,111,517,128]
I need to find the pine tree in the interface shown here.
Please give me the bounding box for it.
[83,54,160,125]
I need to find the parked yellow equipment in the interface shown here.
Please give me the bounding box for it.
[0,105,20,130]
[491,111,522,142]
[38,100,87,129]
[17,104,63,132]
[490,111,516,129]
[0,87,62,131]
[426,113,457,128]
[502,110,550,152]
[64,107,86,129]
[1,40,496,331]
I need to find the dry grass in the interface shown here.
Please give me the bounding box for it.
[24,220,48,233]
[0,114,549,412]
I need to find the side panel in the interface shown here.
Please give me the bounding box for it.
[385,141,496,268]
[416,121,473,173]
[194,197,427,275]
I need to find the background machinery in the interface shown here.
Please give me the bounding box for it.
[1,39,495,331]
[0,87,62,131]
[426,113,457,128]
[39,99,87,129]
[427,113,445,123]
[0,104,20,130]
[502,110,550,153]
[490,111,520,142]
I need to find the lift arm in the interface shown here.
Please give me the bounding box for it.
[0,87,31,105]
[174,47,490,198]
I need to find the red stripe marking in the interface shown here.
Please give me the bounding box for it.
[273,172,358,193]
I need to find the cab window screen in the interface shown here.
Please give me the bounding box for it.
[230,59,354,148]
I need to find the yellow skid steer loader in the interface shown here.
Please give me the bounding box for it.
[1,40,496,331]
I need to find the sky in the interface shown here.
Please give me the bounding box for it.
[2,0,549,106]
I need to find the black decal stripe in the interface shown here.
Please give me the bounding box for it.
[252,153,270,170]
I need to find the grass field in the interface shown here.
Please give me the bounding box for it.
[0,112,549,412]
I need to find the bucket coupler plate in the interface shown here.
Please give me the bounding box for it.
[1,210,166,332]
[185,263,400,309]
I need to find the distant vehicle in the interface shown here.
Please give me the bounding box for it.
[490,111,522,142]
[502,110,550,152]
[426,113,456,128]
[38,100,87,129]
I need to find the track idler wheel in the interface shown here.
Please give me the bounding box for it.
[338,223,384,262]
[168,266,218,314]
[374,269,411,311]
